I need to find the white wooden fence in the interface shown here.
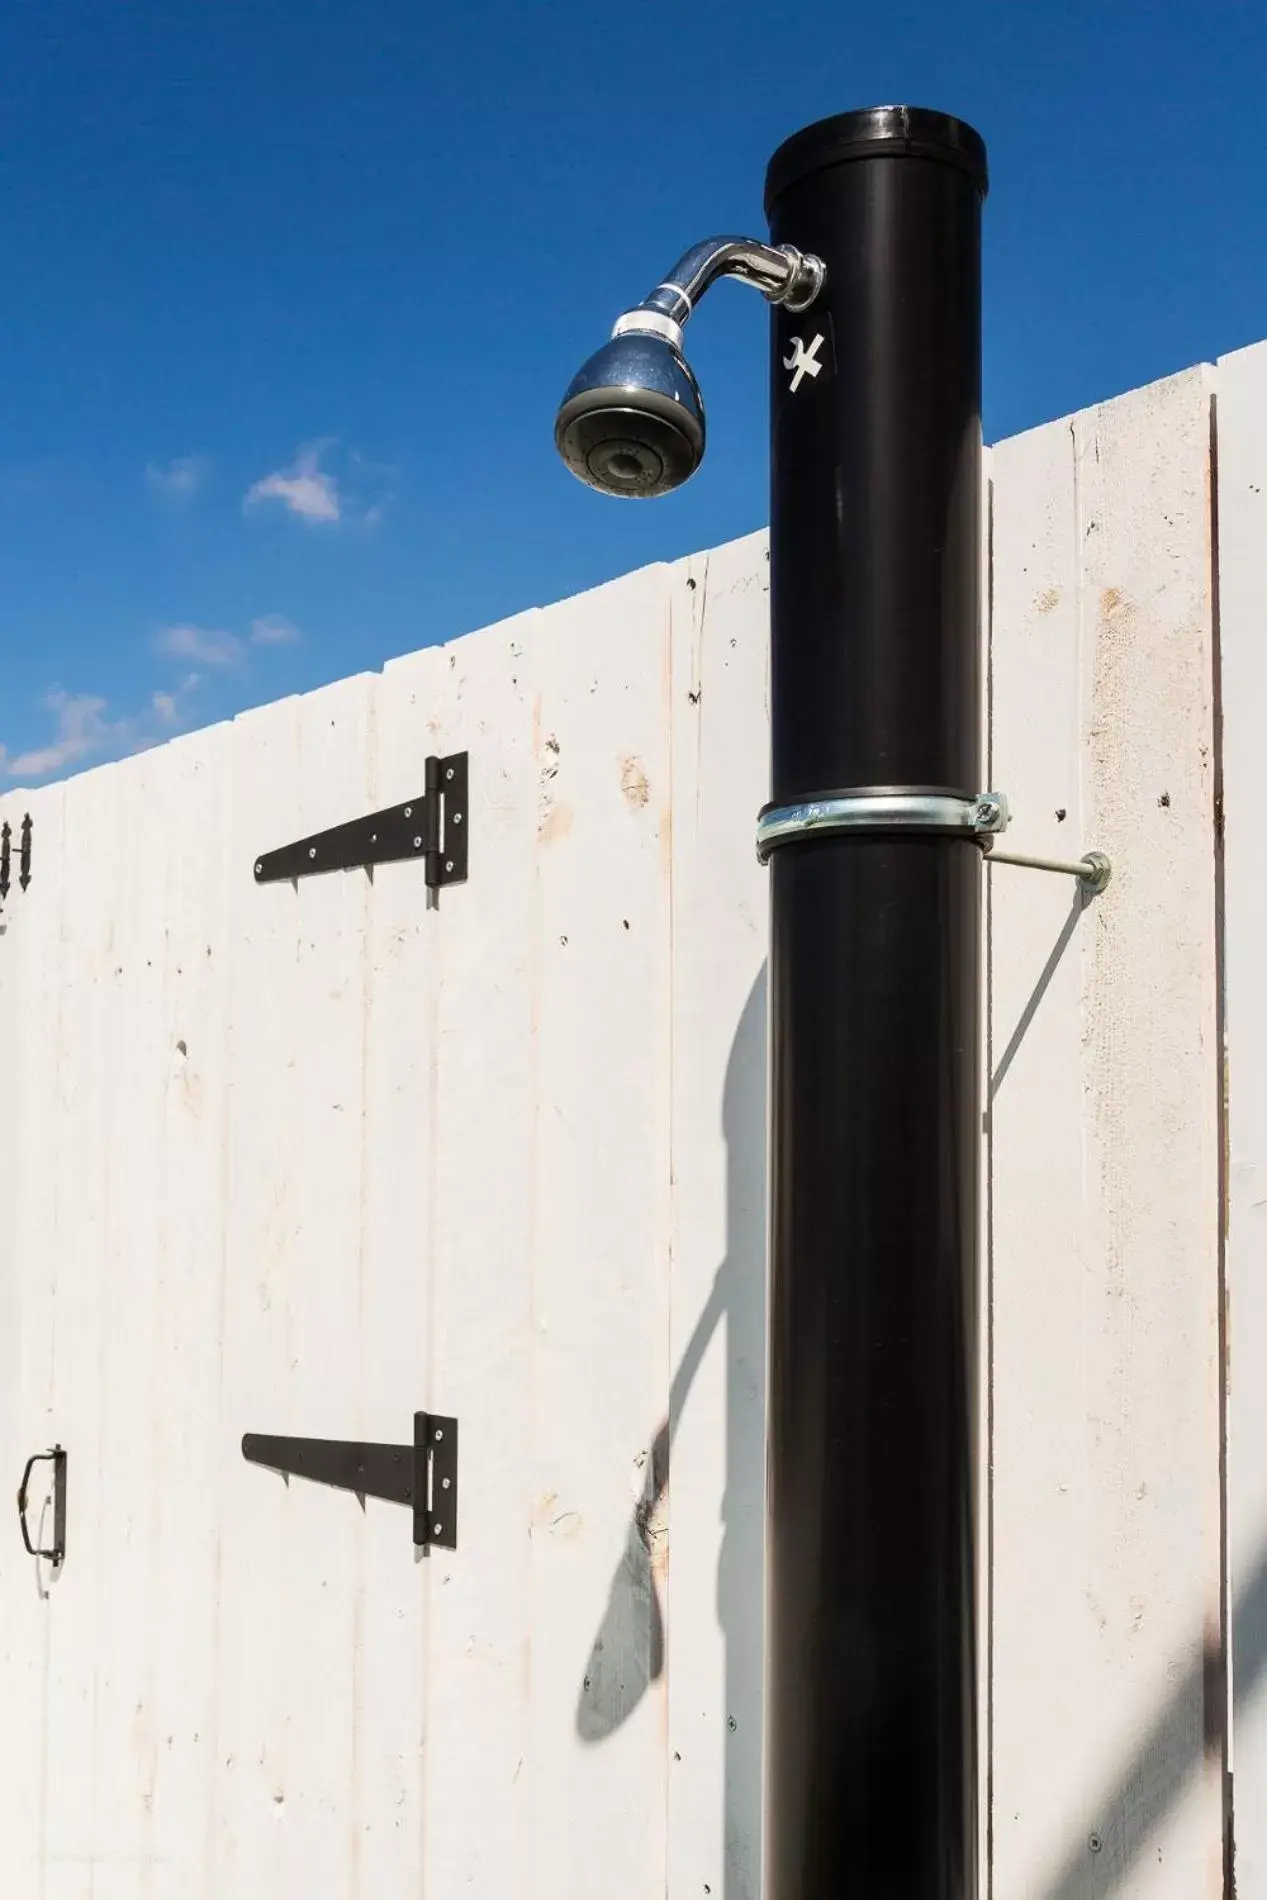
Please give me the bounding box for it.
[2,340,1266,1900]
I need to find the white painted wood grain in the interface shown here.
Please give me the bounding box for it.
[352,640,450,1899]
[1215,338,1267,1899]
[520,564,674,1900]
[38,753,139,1900]
[406,611,538,1900]
[666,532,770,1900]
[142,725,234,1899]
[990,367,1222,1900]
[89,746,173,1900]
[0,356,1242,1900]
[0,781,67,1893]
[212,694,308,1900]
[273,675,377,1900]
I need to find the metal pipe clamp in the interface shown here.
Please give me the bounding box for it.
[756,790,1009,862]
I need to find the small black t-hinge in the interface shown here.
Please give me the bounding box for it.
[1,815,33,903]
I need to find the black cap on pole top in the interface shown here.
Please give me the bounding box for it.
[764,104,989,214]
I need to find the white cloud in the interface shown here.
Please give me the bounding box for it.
[250,613,301,646]
[7,690,110,778]
[146,672,202,737]
[160,622,243,668]
[244,441,341,524]
[4,673,209,782]
[146,454,210,502]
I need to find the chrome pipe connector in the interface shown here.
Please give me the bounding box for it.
[632,237,826,328]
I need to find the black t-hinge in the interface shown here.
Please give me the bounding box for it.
[1,814,34,903]
[253,753,468,892]
[242,1412,458,1549]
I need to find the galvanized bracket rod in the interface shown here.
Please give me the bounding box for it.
[986,846,1112,894]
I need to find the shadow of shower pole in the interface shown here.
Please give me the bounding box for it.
[576,973,769,1900]
[1026,1537,1267,1900]
[573,947,1263,1900]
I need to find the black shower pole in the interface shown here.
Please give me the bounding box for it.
[761,108,988,1900]
[550,97,989,1899]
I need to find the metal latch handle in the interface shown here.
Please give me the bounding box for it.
[17,1444,67,1566]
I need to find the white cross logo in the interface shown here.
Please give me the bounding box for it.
[783,333,824,394]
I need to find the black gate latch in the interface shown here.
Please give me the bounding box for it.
[17,1443,67,1567]
[241,1412,458,1549]
[253,753,468,892]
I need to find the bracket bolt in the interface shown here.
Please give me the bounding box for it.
[1080,851,1113,895]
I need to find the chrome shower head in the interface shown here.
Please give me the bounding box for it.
[554,238,824,499]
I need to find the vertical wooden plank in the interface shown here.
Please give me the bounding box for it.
[80,747,174,1900]
[350,635,468,1899]
[1216,338,1267,1899]
[347,652,440,1900]
[145,724,234,1899]
[211,695,307,1900]
[273,676,376,1900]
[988,411,1087,1900]
[665,531,770,1900]
[519,564,673,1900]
[990,367,1222,1899]
[0,781,67,1900]
[212,676,378,1900]
[411,612,539,1900]
[37,752,140,1900]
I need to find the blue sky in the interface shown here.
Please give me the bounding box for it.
[1,1,1263,780]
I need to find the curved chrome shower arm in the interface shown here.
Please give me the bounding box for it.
[613,236,825,340]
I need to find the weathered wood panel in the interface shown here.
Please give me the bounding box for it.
[0,353,1240,1900]
[409,615,536,1900]
[666,533,770,1900]
[989,367,1222,1900]
[0,779,67,1892]
[212,692,311,1899]
[1216,337,1267,1900]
